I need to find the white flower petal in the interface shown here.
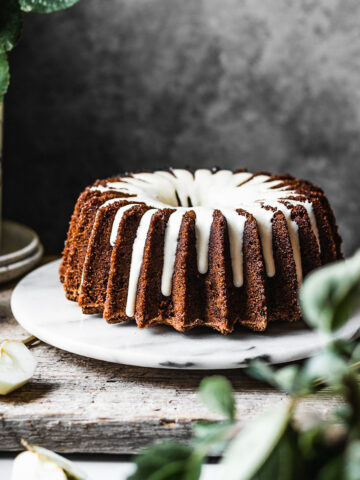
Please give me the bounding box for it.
[0,341,37,395]
[12,451,67,480]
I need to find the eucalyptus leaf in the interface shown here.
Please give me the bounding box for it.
[246,360,277,386]
[299,425,347,478]
[300,251,360,333]
[351,343,360,363]
[334,404,352,425]
[298,425,324,460]
[303,349,349,386]
[128,442,201,480]
[221,403,292,480]
[252,430,296,480]
[193,421,231,443]
[274,366,302,393]
[19,0,80,13]
[328,339,355,358]
[344,440,360,480]
[199,376,235,421]
[0,0,22,51]
[248,360,311,395]
[193,421,233,455]
[315,456,344,480]
[0,52,10,101]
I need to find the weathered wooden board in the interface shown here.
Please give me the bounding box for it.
[0,271,343,454]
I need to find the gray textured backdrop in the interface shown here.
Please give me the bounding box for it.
[3,0,360,254]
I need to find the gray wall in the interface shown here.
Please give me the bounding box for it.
[3,0,360,254]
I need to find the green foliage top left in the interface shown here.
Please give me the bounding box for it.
[19,0,80,14]
[0,53,10,101]
[0,0,80,101]
[0,0,22,52]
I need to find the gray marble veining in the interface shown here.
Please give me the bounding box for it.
[11,260,360,370]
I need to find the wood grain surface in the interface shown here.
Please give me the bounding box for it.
[0,272,343,454]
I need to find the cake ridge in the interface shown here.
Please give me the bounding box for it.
[61,168,343,334]
[91,169,319,295]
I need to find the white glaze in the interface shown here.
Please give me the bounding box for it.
[274,202,303,284]
[91,169,321,317]
[246,205,276,277]
[110,204,139,247]
[194,207,214,274]
[161,209,185,297]
[126,209,157,317]
[221,209,247,287]
[303,201,321,249]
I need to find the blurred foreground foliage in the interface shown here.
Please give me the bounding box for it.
[129,252,360,480]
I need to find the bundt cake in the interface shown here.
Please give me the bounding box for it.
[60,169,342,334]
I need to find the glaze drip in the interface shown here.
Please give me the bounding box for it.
[91,169,321,317]
[126,209,157,317]
[161,210,184,297]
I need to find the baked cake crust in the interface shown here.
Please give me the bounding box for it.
[60,169,342,334]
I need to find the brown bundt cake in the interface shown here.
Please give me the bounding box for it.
[60,169,342,334]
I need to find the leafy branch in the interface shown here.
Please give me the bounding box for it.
[0,0,81,103]
[128,251,360,480]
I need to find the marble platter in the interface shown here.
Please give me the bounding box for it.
[11,260,360,370]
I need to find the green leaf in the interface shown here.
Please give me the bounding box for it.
[298,425,324,460]
[0,52,10,101]
[315,456,344,480]
[246,359,277,385]
[193,421,233,455]
[351,343,360,363]
[19,0,80,13]
[0,0,22,51]
[275,366,302,392]
[221,403,292,480]
[128,442,202,480]
[303,349,349,386]
[329,339,355,358]
[300,251,360,333]
[193,421,231,443]
[345,440,360,480]
[334,404,352,425]
[247,359,312,395]
[252,430,296,480]
[299,425,347,478]
[199,376,235,421]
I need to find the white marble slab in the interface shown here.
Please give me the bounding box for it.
[11,260,360,370]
